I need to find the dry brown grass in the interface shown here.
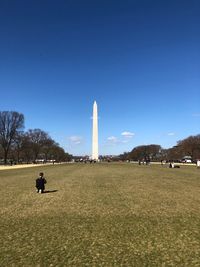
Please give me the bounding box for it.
[0,163,200,266]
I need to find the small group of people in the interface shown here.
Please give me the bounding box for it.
[169,162,180,168]
[35,172,47,193]
[138,159,150,165]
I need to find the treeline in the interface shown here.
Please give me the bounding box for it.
[119,135,200,162]
[0,111,72,164]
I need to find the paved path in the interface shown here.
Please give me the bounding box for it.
[0,163,56,171]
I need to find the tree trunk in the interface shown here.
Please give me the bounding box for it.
[4,149,8,165]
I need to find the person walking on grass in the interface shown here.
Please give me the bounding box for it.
[36,172,47,193]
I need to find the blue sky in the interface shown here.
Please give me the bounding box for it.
[0,0,199,156]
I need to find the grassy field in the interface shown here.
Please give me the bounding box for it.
[0,163,200,267]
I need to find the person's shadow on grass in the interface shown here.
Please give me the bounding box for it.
[44,190,58,193]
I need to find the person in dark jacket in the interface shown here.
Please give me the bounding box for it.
[36,172,47,193]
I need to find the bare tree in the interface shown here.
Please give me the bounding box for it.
[0,111,24,164]
[25,129,51,162]
[20,134,33,163]
[12,132,26,163]
[177,135,200,160]
[49,144,67,162]
[165,146,183,161]
[41,138,55,161]
[129,144,161,161]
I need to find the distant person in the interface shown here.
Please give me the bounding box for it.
[36,172,47,193]
[197,160,200,168]
[169,162,174,168]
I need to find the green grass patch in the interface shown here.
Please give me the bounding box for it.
[0,163,200,266]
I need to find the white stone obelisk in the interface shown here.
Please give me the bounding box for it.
[92,101,99,160]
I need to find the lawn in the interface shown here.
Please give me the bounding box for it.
[0,163,200,266]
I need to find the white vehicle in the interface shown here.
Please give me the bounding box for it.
[182,157,192,163]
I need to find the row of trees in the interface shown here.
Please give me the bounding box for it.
[119,135,200,162]
[0,111,72,164]
[1,111,199,165]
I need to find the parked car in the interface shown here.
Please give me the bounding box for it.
[182,159,192,163]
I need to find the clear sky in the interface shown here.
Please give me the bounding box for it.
[0,0,199,156]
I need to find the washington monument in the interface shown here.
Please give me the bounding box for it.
[92,101,99,160]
